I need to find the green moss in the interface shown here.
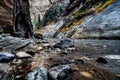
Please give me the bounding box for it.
[32,16,37,26]
[65,22,73,28]
[72,10,84,17]
[99,0,109,7]
[36,15,42,29]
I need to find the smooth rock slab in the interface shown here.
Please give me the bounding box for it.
[26,67,47,80]
[0,52,15,62]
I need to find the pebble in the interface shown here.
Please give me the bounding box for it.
[67,47,76,51]
[16,52,32,58]
[42,43,50,47]
[35,46,43,51]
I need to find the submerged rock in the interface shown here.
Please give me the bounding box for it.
[0,52,15,63]
[49,65,71,80]
[26,67,48,80]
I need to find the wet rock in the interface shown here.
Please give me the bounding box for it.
[16,52,32,58]
[74,59,84,64]
[49,65,71,80]
[26,67,47,80]
[26,51,35,56]
[0,52,15,63]
[96,57,108,64]
[54,39,74,49]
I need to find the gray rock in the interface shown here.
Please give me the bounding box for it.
[0,35,31,50]
[72,0,120,39]
[42,20,65,38]
[54,39,74,49]
[26,67,48,80]
[49,65,71,80]
[16,52,32,58]
[0,52,15,63]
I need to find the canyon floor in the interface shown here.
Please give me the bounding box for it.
[0,35,120,80]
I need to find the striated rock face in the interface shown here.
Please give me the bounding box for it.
[0,0,13,29]
[29,0,51,21]
[71,0,120,39]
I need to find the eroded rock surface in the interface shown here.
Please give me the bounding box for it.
[72,0,120,39]
[0,0,13,31]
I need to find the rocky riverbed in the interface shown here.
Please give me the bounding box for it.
[0,34,120,80]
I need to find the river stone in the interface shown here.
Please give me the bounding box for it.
[0,52,15,63]
[49,65,71,80]
[35,46,43,51]
[42,43,50,47]
[54,39,74,49]
[26,67,47,80]
[16,52,32,58]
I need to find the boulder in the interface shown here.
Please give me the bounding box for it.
[49,65,71,80]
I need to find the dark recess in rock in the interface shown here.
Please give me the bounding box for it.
[26,51,35,56]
